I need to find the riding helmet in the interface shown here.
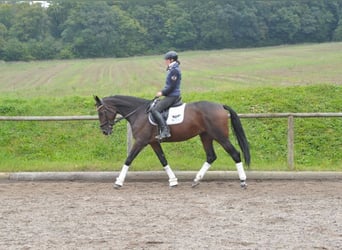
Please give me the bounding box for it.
[164,51,178,61]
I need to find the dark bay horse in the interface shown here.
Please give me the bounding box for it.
[94,95,250,188]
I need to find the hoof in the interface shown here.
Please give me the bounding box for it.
[169,178,178,188]
[113,183,122,189]
[240,181,247,189]
[191,181,200,188]
[169,184,178,189]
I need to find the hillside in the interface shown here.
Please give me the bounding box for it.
[0,42,341,98]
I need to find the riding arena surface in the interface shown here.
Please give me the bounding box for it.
[0,180,341,249]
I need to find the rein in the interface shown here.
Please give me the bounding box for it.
[113,109,138,125]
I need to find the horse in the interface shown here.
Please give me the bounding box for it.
[94,95,250,189]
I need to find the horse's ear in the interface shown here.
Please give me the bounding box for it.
[94,95,102,105]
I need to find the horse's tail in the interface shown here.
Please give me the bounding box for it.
[223,105,251,167]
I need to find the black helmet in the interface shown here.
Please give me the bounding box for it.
[164,51,178,61]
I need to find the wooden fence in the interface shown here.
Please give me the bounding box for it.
[1,113,341,169]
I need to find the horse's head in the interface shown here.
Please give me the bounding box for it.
[94,95,117,136]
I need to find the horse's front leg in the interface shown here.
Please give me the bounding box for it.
[150,142,178,187]
[114,142,146,189]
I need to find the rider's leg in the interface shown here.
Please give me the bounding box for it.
[151,109,171,139]
[151,96,178,140]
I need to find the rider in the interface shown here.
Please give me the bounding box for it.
[151,51,182,140]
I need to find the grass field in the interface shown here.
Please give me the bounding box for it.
[0,43,341,172]
[1,42,341,98]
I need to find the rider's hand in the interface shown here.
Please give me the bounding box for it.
[156,91,162,97]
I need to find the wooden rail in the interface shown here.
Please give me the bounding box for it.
[240,113,342,169]
[1,113,341,169]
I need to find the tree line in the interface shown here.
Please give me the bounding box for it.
[1,0,342,61]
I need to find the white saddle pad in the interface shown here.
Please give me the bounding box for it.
[166,103,186,125]
[149,103,186,125]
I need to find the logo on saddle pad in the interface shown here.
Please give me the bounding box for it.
[149,103,186,126]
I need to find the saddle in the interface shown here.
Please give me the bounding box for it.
[147,98,186,126]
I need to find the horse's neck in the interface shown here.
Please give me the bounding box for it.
[109,95,147,123]
[108,96,138,113]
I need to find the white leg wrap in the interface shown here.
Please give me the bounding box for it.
[194,162,211,182]
[115,164,129,186]
[236,162,246,181]
[164,165,178,186]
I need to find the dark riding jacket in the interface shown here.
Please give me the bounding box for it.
[161,62,181,97]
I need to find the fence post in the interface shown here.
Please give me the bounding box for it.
[287,115,294,170]
[126,123,133,156]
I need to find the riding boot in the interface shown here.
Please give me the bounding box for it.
[151,110,171,140]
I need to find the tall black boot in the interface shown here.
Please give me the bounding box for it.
[151,110,171,140]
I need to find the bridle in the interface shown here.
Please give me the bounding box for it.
[96,104,138,129]
[97,104,115,130]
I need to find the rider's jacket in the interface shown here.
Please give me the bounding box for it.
[161,61,181,97]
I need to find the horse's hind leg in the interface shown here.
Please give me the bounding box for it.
[218,138,247,188]
[150,142,178,187]
[192,133,217,187]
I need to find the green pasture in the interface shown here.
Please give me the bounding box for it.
[0,43,341,172]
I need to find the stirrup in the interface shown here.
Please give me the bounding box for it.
[156,126,171,140]
[155,133,171,140]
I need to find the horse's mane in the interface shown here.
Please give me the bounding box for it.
[103,95,150,115]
